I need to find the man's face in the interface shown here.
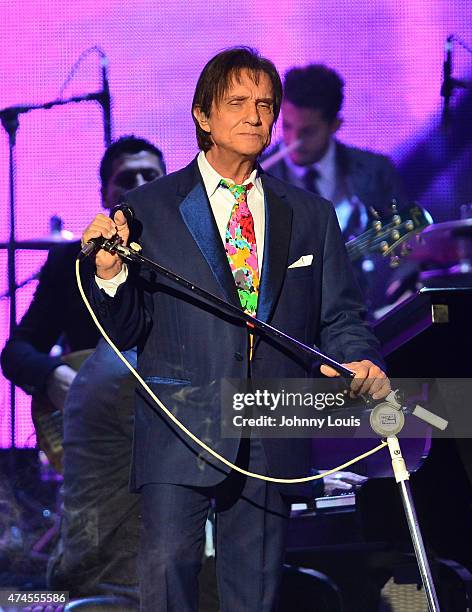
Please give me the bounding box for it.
[195,69,275,160]
[101,150,165,209]
[282,101,341,166]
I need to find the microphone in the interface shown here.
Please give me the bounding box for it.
[441,35,454,120]
[79,204,135,260]
[99,54,112,147]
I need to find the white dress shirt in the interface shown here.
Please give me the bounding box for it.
[96,151,265,296]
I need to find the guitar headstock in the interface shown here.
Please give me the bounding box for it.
[346,201,432,267]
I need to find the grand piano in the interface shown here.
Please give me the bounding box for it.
[284,288,472,611]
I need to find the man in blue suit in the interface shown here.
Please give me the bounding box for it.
[82,47,390,612]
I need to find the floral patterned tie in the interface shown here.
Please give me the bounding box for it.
[220,179,259,316]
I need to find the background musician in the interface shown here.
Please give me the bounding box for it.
[264,63,408,314]
[1,135,166,599]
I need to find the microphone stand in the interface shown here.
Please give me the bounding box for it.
[0,91,110,447]
[95,239,442,610]
[441,34,472,128]
[100,55,112,148]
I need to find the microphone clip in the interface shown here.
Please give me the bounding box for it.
[78,234,123,261]
[78,203,135,261]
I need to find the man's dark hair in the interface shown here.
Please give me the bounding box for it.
[192,47,283,152]
[283,64,344,123]
[99,135,166,189]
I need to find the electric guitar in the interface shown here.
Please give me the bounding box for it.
[346,203,431,266]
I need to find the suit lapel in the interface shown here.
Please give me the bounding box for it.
[257,177,293,324]
[178,165,240,307]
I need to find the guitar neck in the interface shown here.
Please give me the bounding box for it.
[346,205,430,263]
[346,227,378,262]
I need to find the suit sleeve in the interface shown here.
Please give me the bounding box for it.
[89,262,154,351]
[88,189,160,351]
[318,205,385,369]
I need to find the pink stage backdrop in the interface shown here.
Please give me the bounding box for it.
[1,0,472,447]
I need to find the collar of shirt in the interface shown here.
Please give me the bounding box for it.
[197,150,263,197]
[196,151,265,268]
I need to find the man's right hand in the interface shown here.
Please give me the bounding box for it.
[81,210,129,279]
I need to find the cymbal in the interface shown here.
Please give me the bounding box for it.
[408,218,472,266]
[0,231,76,250]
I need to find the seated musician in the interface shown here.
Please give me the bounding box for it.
[1,136,166,599]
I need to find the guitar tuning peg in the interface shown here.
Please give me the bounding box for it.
[390,254,400,268]
[369,206,381,220]
[390,199,398,213]
[400,244,412,257]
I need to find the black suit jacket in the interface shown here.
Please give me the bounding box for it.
[91,158,382,495]
[1,242,100,396]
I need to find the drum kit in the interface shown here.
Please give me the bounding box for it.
[0,216,75,299]
[409,214,472,287]
[0,215,75,251]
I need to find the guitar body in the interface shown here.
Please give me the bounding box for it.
[31,349,93,473]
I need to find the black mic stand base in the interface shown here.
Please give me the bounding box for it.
[388,437,440,611]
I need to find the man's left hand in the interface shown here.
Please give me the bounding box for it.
[320,360,390,400]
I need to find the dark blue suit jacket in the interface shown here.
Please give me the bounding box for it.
[91,158,382,495]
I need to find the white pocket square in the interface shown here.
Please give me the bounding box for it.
[288,254,314,269]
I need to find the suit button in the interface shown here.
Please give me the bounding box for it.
[234,352,244,361]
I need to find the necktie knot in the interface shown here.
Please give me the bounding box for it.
[220,179,253,202]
